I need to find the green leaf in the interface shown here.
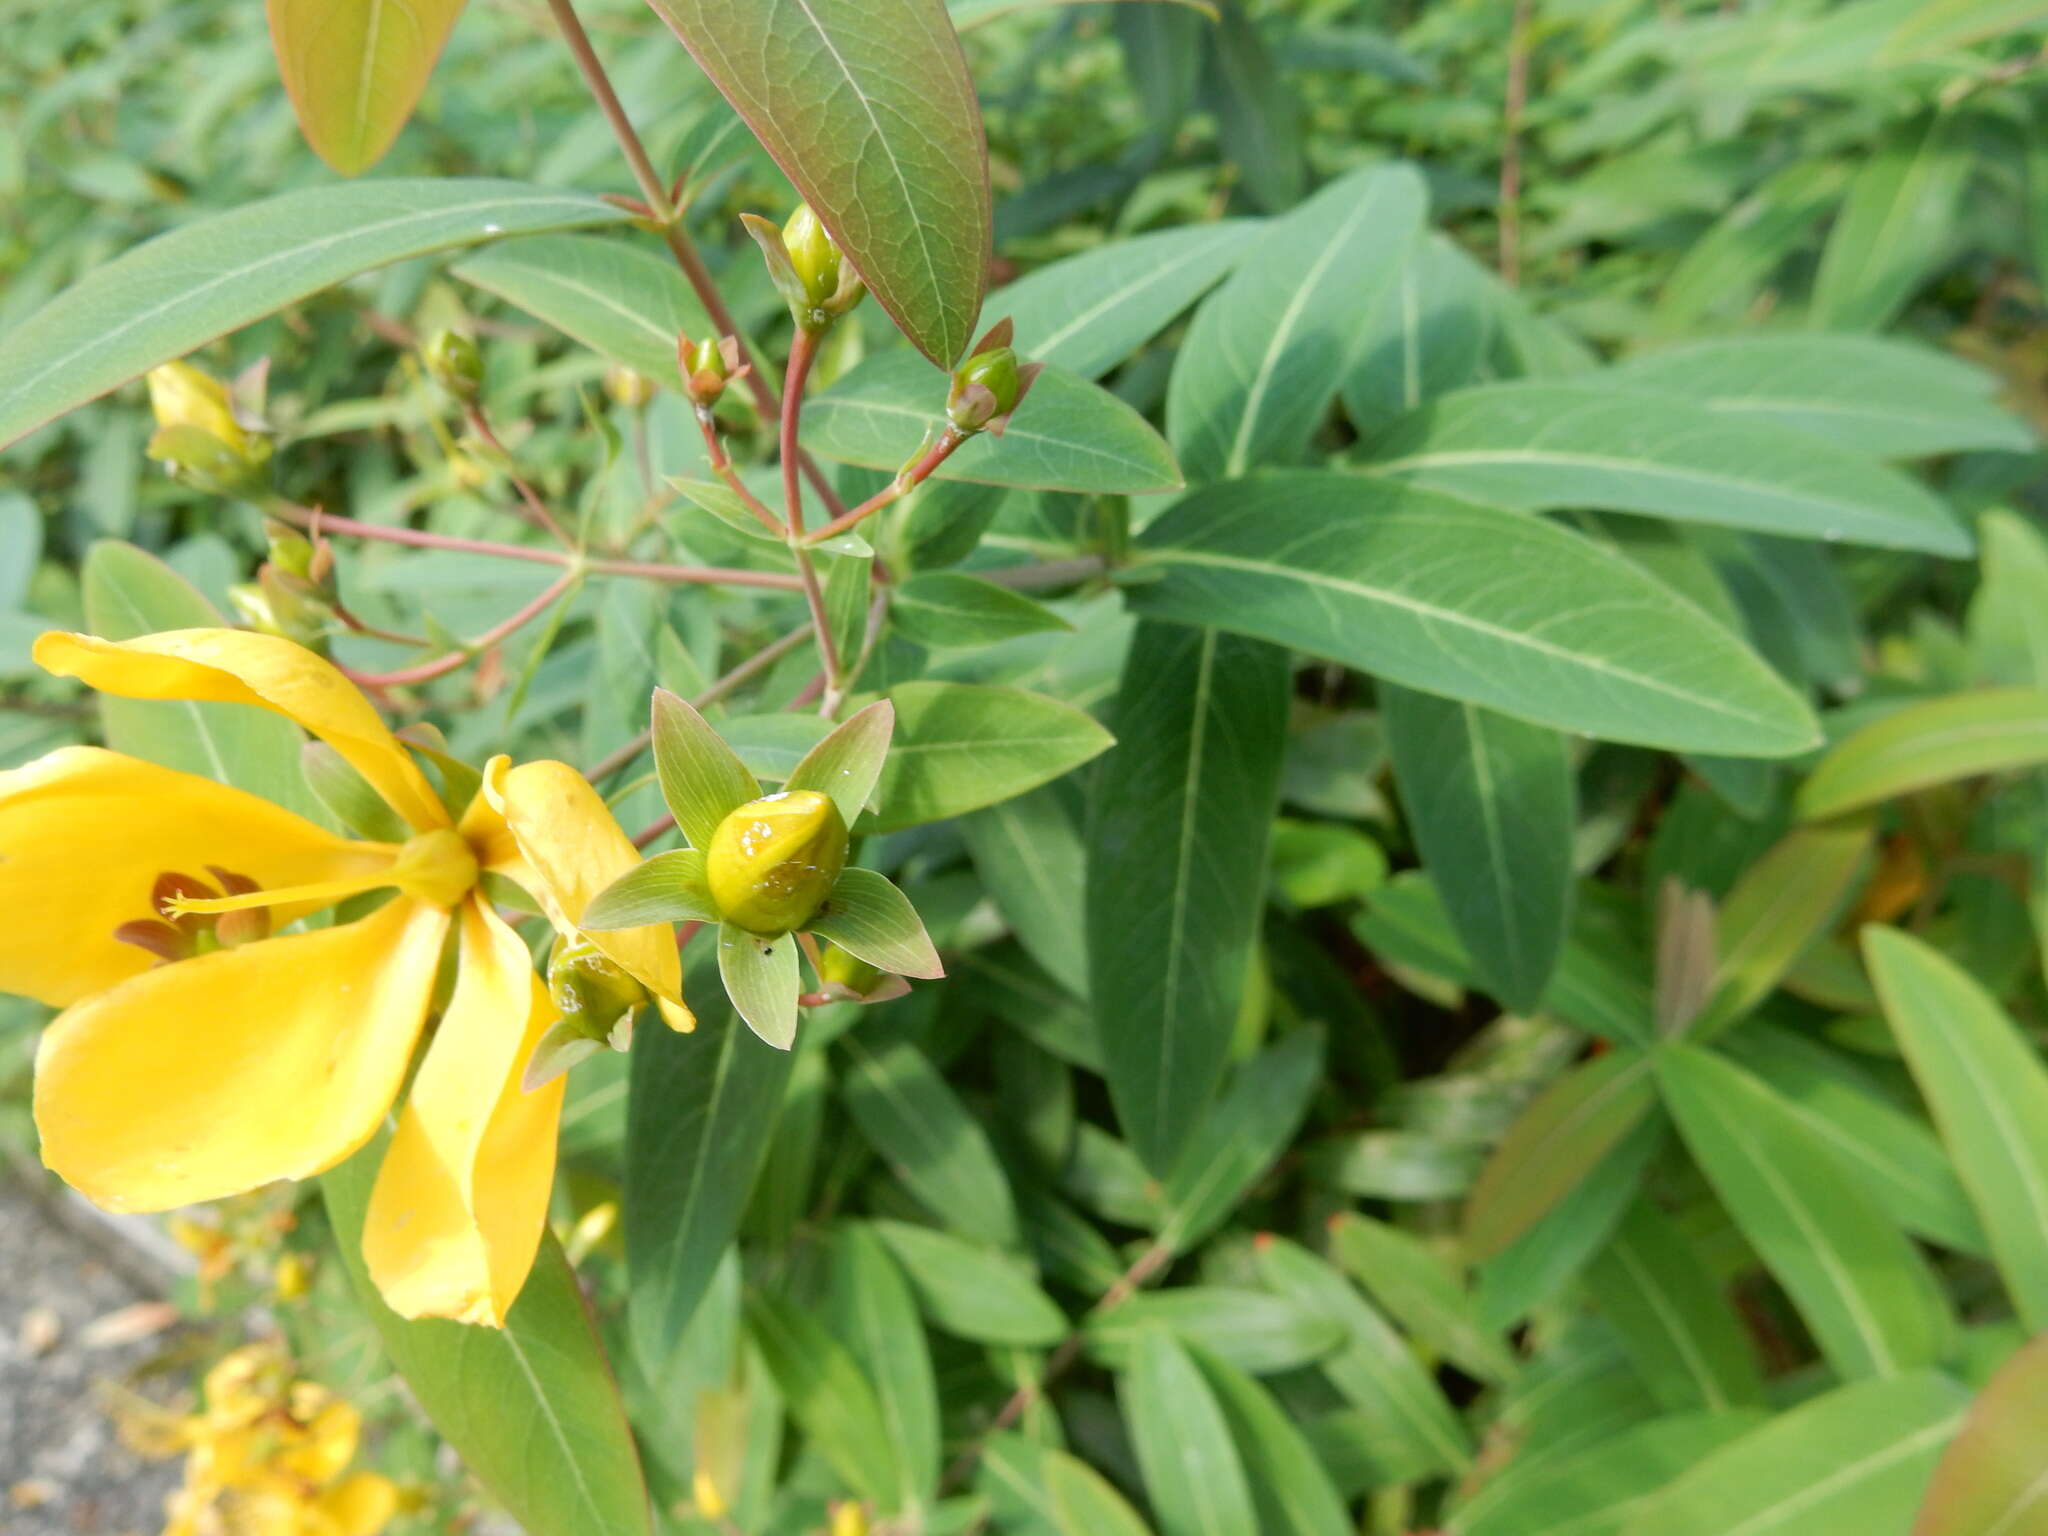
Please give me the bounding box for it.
[80,542,316,819]
[1653,1044,1954,1379]
[1087,624,1290,1172]
[268,0,468,174]
[1463,1050,1658,1263]
[1160,1028,1323,1251]
[870,1219,1067,1346]
[1327,1213,1519,1383]
[1253,1236,1472,1482]
[996,221,1259,380]
[652,687,760,849]
[1190,1347,1353,1536]
[453,235,711,383]
[1720,1024,1987,1258]
[1120,1328,1259,1536]
[1168,162,1427,481]
[951,0,1214,23]
[1383,685,1574,1013]
[642,0,988,365]
[812,867,942,978]
[1583,1199,1768,1414]
[1086,1289,1344,1375]
[985,1440,1158,1536]
[891,571,1072,649]
[1132,473,1820,757]
[1811,111,1970,332]
[1866,927,2048,1334]
[1607,336,2032,458]
[1340,232,1498,433]
[583,848,718,929]
[1460,1410,1764,1536]
[1915,1334,2048,1536]
[960,786,1089,996]
[1798,690,2048,820]
[1690,818,1873,1035]
[716,922,799,1048]
[839,1034,1020,1246]
[873,680,1114,832]
[822,1224,942,1507]
[785,698,894,828]
[627,975,796,1380]
[745,1289,904,1509]
[1621,1373,1968,1536]
[0,181,630,449]
[301,742,409,842]
[1653,159,1847,335]
[805,354,1183,493]
[1354,873,1653,1045]
[1356,382,1971,556]
[1970,510,2048,689]
[322,1147,653,1536]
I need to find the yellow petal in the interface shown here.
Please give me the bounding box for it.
[316,1472,400,1536]
[34,898,450,1212]
[0,747,393,1007]
[34,628,446,832]
[479,756,692,1030]
[363,899,561,1325]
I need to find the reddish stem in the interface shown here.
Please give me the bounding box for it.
[805,426,968,546]
[342,569,579,687]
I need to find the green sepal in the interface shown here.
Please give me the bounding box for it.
[784,699,895,828]
[583,848,720,930]
[812,867,943,979]
[651,687,760,849]
[717,920,801,1049]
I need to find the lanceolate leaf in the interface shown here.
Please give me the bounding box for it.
[1811,111,1969,333]
[640,0,989,365]
[1915,1334,2048,1536]
[873,681,1113,833]
[1607,336,2032,458]
[0,181,632,450]
[1654,1044,1955,1379]
[453,235,712,383]
[1327,1213,1518,1383]
[1088,623,1290,1172]
[1383,684,1575,1013]
[1120,1328,1260,1536]
[1463,1050,1658,1263]
[1160,1028,1323,1251]
[960,786,1089,996]
[268,0,468,175]
[1798,690,2048,820]
[1168,162,1428,481]
[871,1220,1067,1346]
[805,354,1183,493]
[1583,1198,1767,1414]
[1131,473,1820,757]
[1621,1373,1968,1536]
[745,1289,905,1509]
[1356,383,1972,556]
[1866,928,2048,1334]
[996,220,1261,380]
[822,1225,941,1508]
[627,973,796,1380]
[323,1147,654,1536]
[1191,1348,1354,1536]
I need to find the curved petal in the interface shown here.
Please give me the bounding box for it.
[0,747,394,1007]
[34,897,450,1212]
[363,899,562,1325]
[35,629,446,832]
[480,756,692,1030]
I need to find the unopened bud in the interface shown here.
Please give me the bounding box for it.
[679,333,743,410]
[144,361,272,493]
[548,936,651,1042]
[818,943,909,1005]
[745,208,865,331]
[605,363,657,409]
[830,1500,869,1536]
[948,347,1022,434]
[783,205,842,310]
[705,790,848,935]
[264,522,318,581]
[423,329,483,401]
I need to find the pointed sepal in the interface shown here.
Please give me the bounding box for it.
[652,688,760,849]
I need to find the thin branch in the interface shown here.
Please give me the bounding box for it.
[465,402,575,546]
[342,569,580,688]
[1499,0,1534,286]
[782,329,844,692]
[803,426,969,546]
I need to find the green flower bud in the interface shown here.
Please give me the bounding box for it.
[820,944,882,994]
[423,329,484,401]
[782,205,843,311]
[705,790,848,935]
[144,361,272,494]
[547,935,652,1043]
[947,346,1022,434]
[679,333,741,409]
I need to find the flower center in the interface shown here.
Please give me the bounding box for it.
[114,868,272,963]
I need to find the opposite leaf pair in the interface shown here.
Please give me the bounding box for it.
[584,690,943,1047]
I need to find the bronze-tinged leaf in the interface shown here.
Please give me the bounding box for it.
[268,0,470,175]
[641,0,991,366]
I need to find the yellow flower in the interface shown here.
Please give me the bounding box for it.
[8,628,688,1325]
[141,1343,402,1536]
[147,361,255,455]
